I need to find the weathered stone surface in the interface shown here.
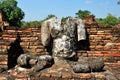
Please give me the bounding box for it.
[29,59,37,67]
[72,63,90,73]
[41,17,86,59]
[33,60,47,72]
[17,54,31,67]
[37,55,53,61]
[17,54,54,72]
[69,57,104,73]
[33,55,54,72]
[0,68,6,73]
[89,57,104,72]
[41,18,51,46]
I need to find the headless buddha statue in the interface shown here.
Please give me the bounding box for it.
[41,17,86,60]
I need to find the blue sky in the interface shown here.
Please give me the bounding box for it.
[17,0,120,21]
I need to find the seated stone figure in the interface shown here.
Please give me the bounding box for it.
[41,17,86,60]
[17,17,104,73]
[41,17,104,73]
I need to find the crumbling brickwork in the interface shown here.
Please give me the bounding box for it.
[0,26,120,67]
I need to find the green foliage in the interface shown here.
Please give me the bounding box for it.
[96,14,120,27]
[118,0,120,4]
[21,14,56,28]
[61,17,69,22]
[21,21,42,28]
[75,10,91,19]
[44,14,56,21]
[0,0,24,27]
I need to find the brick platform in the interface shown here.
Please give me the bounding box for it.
[0,26,120,79]
[0,61,120,80]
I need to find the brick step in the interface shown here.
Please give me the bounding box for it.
[2,34,35,37]
[77,50,120,56]
[87,53,120,57]
[2,37,40,42]
[21,45,45,49]
[20,42,42,46]
[0,50,7,54]
[0,55,7,65]
[23,48,46,54]
[87,50,120,53]
[88,33,111,35]
[77,53,120,57]
[0,45,10,49]
[0,41,10,45]
[23,50,49,55]
[0,64,7,68]
[3,32,31,35]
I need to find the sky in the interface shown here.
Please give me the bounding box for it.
[17,0,120,21]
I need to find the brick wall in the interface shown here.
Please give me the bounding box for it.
[0,26,120,68]
[78,26,120,61]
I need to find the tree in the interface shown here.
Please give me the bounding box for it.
[21,21,42,28]
[44,14,56,20]
[40,14,56,24]
[61,17,69,22]
[75,10,91,19]
[0,0,24,27]
[21,14,56,28]
[118,0,120,4]
[97,14,120,27]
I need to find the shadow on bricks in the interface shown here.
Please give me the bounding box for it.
[7,33,24,69]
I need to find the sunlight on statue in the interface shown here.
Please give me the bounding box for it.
[41,17,86,60]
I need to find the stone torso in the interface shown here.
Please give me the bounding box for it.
[49,18,77,58]
[41,17,86,59]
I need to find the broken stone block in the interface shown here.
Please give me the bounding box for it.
[33,55,54,72]
[29,59,37,67]
[72,63,91,73]
[0,68,6,73]
[33,60,47,72]
[37,55,53,62]
[70,57,104,73]
[17,54,31,67]
[89,58,104,72]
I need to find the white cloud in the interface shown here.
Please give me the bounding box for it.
[85,0,93,4]
[98,1,110,6]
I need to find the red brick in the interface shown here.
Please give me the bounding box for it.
[40,73,51,78]
[29,46,38,49]
[106,35,113,38]
[9,37,16,41]
[15,78,28,80]
[7,30,16,33]
[51,73,61,78]
[104,46,112,50]
[0,74,8,80]
[16,73,27,78]
[62,73,72,79]
[21,37,30,41]
[91,53,120,57]
[89,46,95,49]
[94,73,105,79]
[95,45,104,50]
[103,40,112,43]
[72,73,91,79]
[0,61,7,65]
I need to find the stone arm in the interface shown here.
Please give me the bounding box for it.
[41,21,51,47]
[77,19,86,41]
